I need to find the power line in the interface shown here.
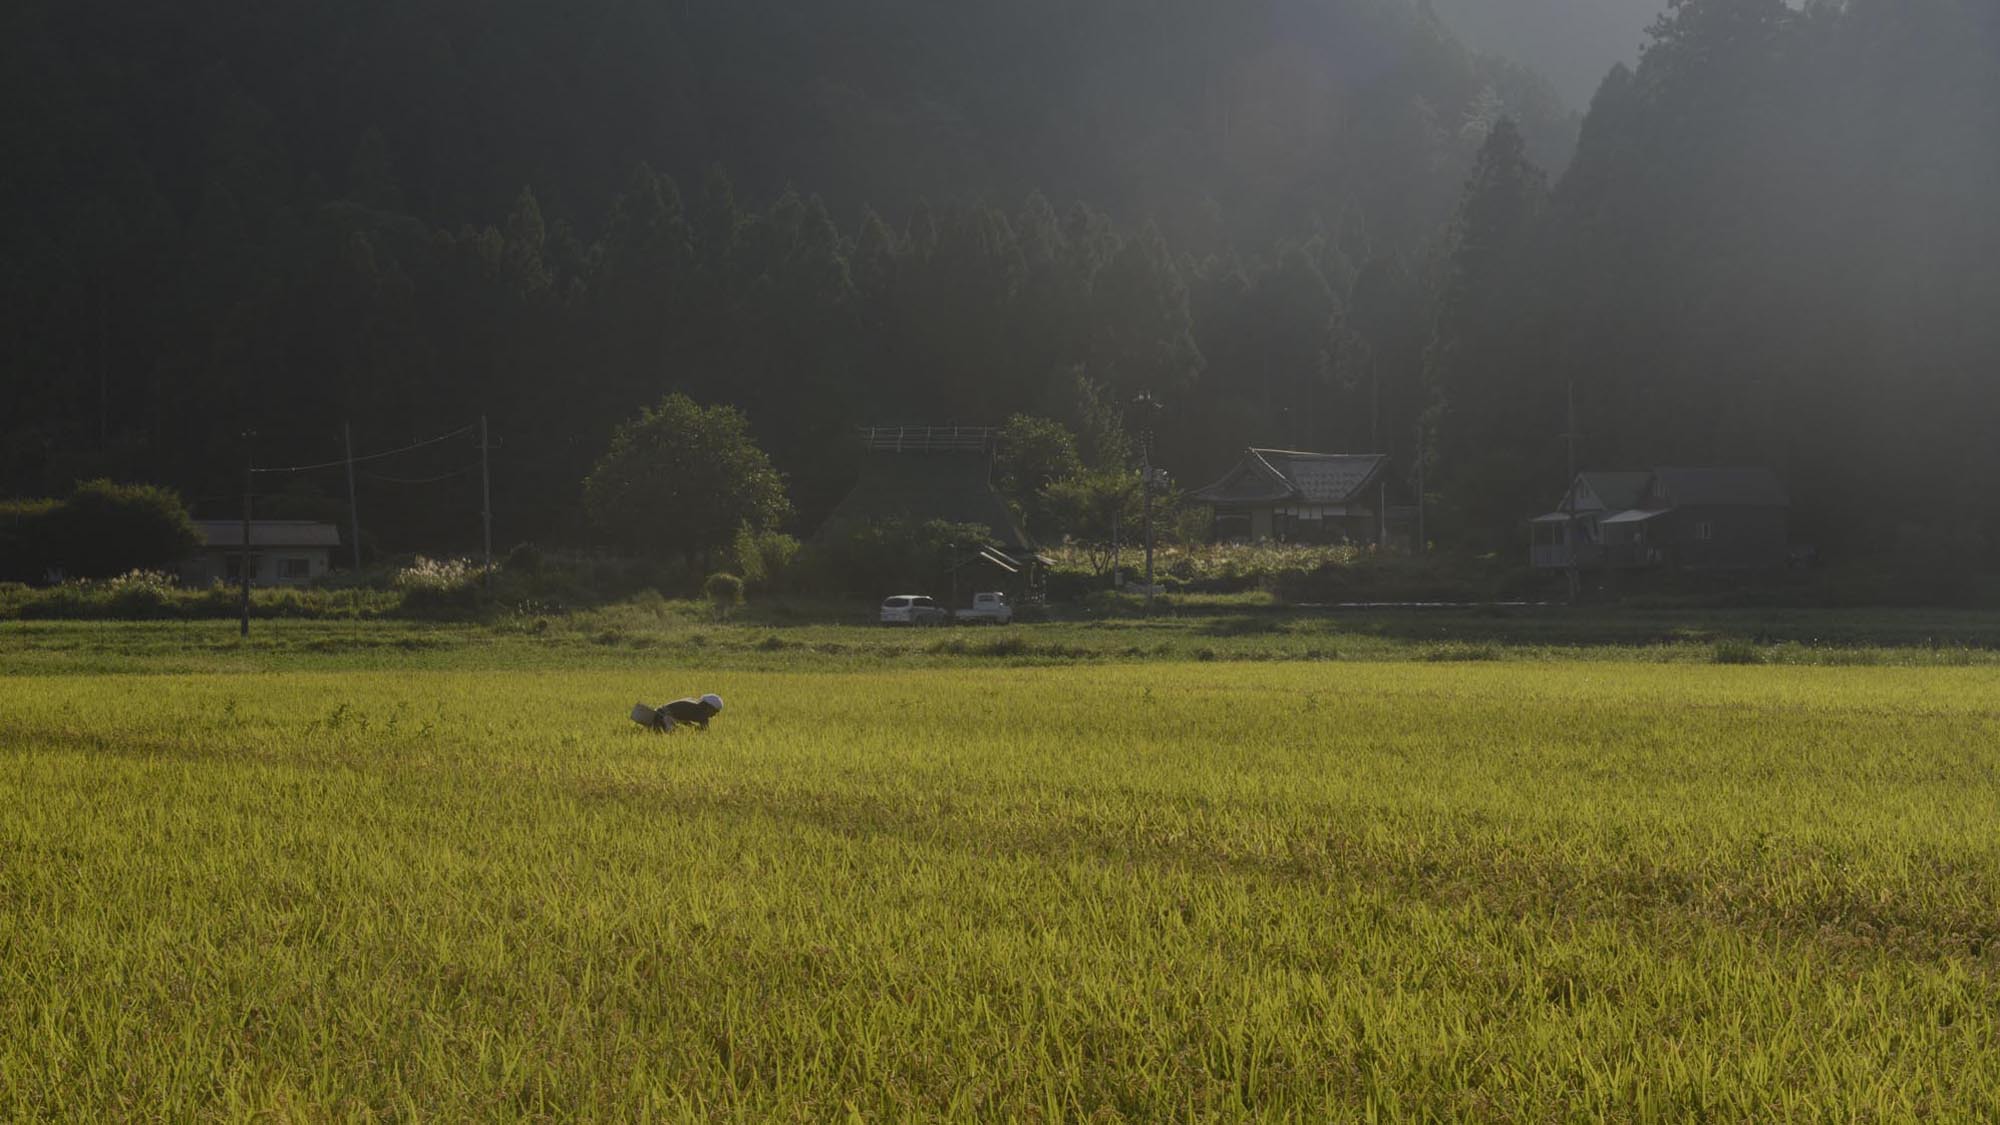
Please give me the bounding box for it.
[250,423,476,475]
[361,464,480,486]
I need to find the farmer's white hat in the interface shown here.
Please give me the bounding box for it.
[701,693,724,712]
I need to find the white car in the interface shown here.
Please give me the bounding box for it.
[880,594,948,625]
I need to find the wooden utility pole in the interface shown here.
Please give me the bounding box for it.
[1134,392,1163,611]
[98,286,109,448]
[343,422,362,573]
[240,432,254,638]
[1110,512,1120,589]
[479,415,493,589]
[1142,456,1156,611]
[1415,420,1427,554]
[1565,380,1580,605]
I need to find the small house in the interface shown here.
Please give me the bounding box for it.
[1190,449,1402,545]
[1527,471,1651,568]
[1530,468,1789,571]
[183,520,341,587]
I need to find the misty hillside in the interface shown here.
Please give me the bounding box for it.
[1429,0,1667,105]
[1,0,1570,537]
[1430,0,2000,566]
[3,0,1998,574]
[0,0,1571,251]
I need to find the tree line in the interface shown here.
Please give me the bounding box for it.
[1425,0,2000,572]
[0,0,1565,557]
[6,0,1999,576]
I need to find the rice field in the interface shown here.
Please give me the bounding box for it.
[5,622,2000,1118]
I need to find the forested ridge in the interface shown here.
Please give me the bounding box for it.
[4,0,1998,572]
[1430,0,2000,567]
[0,0,1567,546]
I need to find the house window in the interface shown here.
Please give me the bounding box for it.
[224,553,258,581]
[280,557,311,579]
[1696,521,1716,542]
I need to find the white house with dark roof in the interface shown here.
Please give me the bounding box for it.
[182,520,341,587]
[1190,449,1404,545]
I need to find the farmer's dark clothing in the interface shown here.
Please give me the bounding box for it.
[659,698,719,729]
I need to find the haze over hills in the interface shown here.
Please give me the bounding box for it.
[3,0,1997,575]
[1429,0,1669,105]
[1,0,1572,539]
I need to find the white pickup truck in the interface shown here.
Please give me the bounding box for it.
[954,592,1014,624]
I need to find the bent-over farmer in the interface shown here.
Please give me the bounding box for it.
[636,693,724,733]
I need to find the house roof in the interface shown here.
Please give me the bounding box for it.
[1600,508,1671,525]
[192,520,342,549]
[1574,472,1652,512]
[1649,467,1788,507]
[1191,449,1389,506]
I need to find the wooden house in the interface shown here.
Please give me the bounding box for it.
[1531,468,1789,571]
[1190,449,1402,545]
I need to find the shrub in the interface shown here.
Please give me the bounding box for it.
[0,482,198,582]
[704,572,745,616]
[102,570,178,619]
[1712,639,1767,665]
[734,527,802,593]
[0,499,60,582]
[393,557,484,618]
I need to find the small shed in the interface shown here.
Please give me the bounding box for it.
[1190,449,1401,545]
[183,521,341,587]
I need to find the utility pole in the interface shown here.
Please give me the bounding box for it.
[1379,477,1388,548]
[1132,391,1166,612]
[240,431,254,638]
[1415,421,1427,555]
[98,286,109,448]
[1142,451,1156,611]
[1110,512,1121,589]
[343,422,362,574]
[1565,380,1580,605]
[479,414,493,590]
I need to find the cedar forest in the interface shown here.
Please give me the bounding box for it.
[5,0,1997,573]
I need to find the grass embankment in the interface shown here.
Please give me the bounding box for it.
[5,601,2000,676]
[4,621,2000,1116]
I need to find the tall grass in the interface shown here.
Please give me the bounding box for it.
[5,656,2000,1116]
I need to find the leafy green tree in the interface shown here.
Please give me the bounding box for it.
[994,415,1083,536]
[37,480,201,580]
[1041,467,1143,576]
[582,394,791,565]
